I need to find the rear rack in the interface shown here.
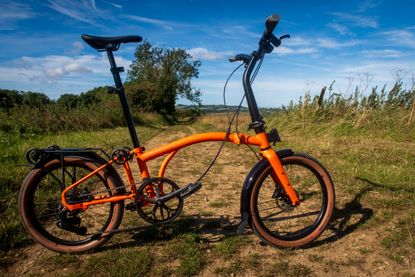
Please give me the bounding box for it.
[25,145,112,165]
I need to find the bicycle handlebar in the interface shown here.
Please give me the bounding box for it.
[264,14,280,37]
[239,14,290,133]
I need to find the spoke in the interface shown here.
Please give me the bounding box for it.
[264,211,320,223]
[37,212,60,219]
[73,166,77,183]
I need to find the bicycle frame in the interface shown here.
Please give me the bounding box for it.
[60,39,301,212]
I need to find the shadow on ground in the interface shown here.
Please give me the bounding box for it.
[97,215,239,252]
[97,176,403,252]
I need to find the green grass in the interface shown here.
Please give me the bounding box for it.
[0,124,162,253]
[214,235,251,258]
[1,99,415,276]
[166,233,203,276]
[83,248,153,277]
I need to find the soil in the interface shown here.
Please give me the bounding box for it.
[2,125,414,276]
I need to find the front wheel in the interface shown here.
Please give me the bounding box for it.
[249,153,335,248]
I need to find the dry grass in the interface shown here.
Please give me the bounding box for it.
[1,111,415,276]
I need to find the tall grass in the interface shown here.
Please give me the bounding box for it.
[267,81,415,141]
[0,101,169,136]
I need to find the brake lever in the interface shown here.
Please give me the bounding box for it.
[269,34,281,48]
[280,34,290,40]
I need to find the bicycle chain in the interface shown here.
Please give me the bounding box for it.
[65,185,168,236]
[93,223,153,235]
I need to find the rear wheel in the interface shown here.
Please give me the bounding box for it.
[250,153,335,248]
[18,157,125,253]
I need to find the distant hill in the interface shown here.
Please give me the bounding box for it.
[176,104,280,114]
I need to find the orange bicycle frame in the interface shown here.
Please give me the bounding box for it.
[61,131,300,211]
[61,30,302,211]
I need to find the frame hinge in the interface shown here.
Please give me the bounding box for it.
[266,128,281,145]
[248,121,264,131]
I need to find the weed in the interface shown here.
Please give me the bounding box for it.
[266,261,312,277]
[214,235,250,258]
[209,198,227,208]
[308,254,324,262]
[166,233,203,276]
[84,248,153,277]
[246,253,262,269]
[40,254,81,268]
[214,260,243,276]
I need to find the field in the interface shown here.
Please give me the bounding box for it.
[1,106,414,276]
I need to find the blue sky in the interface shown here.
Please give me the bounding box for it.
[0,0,414,107]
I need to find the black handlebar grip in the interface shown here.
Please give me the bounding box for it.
[265,14,280,36]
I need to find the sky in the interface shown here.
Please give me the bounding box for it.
[0,0,414,107]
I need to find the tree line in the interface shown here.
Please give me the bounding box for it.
[1,41,201,113]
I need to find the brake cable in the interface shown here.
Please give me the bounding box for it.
[196,55,266,183]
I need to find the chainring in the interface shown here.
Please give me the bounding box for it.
[135,177,184,224]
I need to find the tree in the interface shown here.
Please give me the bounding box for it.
[57,87,103,109]
[22,92,51,107]
[0,89,23,110]
[57,93,79,109]
[127,41,201,114]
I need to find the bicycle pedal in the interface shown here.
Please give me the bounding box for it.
[125,202,136,211]
[179,182,202,198]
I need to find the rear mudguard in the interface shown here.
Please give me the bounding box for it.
[31,150,126,194]
[237,148,293,234]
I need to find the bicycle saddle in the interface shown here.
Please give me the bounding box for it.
[81,34,142,51]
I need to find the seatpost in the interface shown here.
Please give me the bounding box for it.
[106,50,141,148]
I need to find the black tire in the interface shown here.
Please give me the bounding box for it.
[249,153,335,248]
[18,157,125,253]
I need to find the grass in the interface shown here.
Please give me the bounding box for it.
[1,84,415,276]
[214,235,251,258]
[0,124,163,253]
[166,234,203,276]
[84,248,153,277]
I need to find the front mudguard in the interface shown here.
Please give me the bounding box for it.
[237,148,293,234]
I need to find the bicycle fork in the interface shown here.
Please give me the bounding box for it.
[261,148,300,206]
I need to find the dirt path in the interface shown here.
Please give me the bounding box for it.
[2,124,414,276]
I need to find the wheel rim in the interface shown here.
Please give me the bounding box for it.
[26,160,115,246]
[253,159,328,241]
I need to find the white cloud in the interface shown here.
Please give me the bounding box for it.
[361,49,404,58]
[331,12,378,29]
[124,15,177,30]
[284,36,312,47]
[356,0,383,12]
[275,46,317,56]
[283,36,360,50]
[187,48,227,60]
[0,54,132,96]
[71,41,84,54]
[380,29,415,48]
[102,0,122,9]
[317,38,360,49]
[45,63,91,78]
[0,2,36,30]
[47,0,102,26]
[327,22,352,36]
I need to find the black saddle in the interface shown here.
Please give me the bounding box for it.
[81,34,142,51]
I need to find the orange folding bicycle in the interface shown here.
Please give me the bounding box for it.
[18,15,335,253]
